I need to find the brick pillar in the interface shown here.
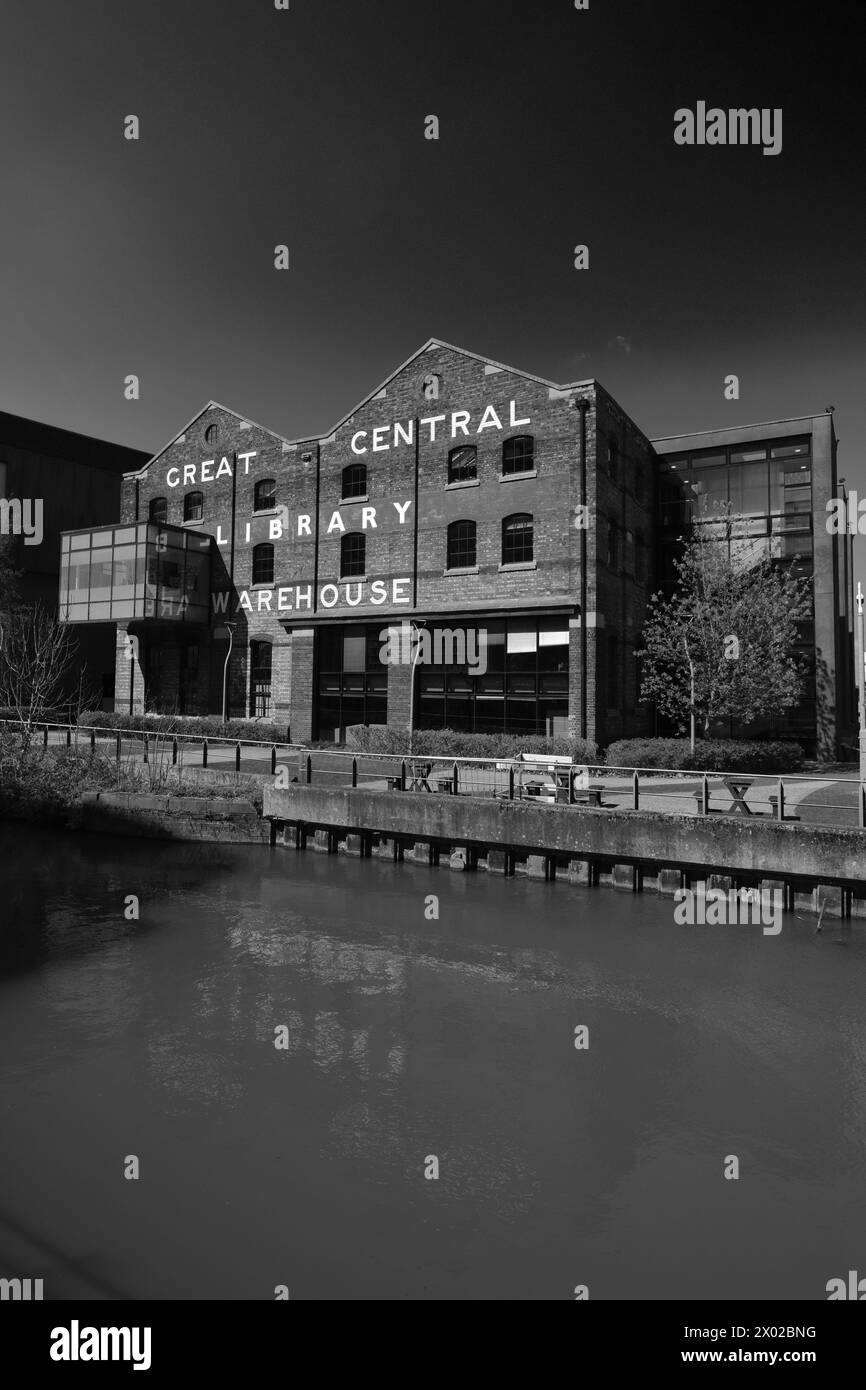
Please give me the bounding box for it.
[288,628,315,742]
[114,624,144,715]
[387,660,412,735]
[568,618,583,741]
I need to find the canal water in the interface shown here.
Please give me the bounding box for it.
[1,822,864,1301]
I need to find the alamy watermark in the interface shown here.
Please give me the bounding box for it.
[0,497,43,545]
[674,885,782,935]
[379,621,488,676]
[674,103,782,156]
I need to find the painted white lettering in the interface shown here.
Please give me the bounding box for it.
[451,411,470,437]
[392,500,412,524]
[476,405,502,432]
[327,511,346,534]
[238,450,257,474]
[372,426,389,452]
[351,431,368,454]
[394,420,414,447]
[420,414,447,441]
[361,506,377,529]
[297,514,311,537]
[370,580,388,604]
[392,578,410,604]
[320,584,339,608]
[166,467,179,487]
[200,459,214,482]
[509,400,531,427]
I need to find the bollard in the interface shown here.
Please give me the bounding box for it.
[352,756,358,788]
[306,754,312,785]
[43,724,48,750]
[776,778,785,821]
[452,761,459,796]
[90,728,95,752]
[400,759,406,791]
[172,737,178,766]
[508,764,515,800]
[116,731,121,763]
[235,741,241,773]
[270,745,277,776]
[202,738,208,768]
[66,725,71,747]
[143,734,149,765]
[701,774,709,815]
[633,770,640,811]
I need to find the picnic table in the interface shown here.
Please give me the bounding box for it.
[695,775,765,817]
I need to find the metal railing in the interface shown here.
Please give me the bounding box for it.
[3,720,864,830]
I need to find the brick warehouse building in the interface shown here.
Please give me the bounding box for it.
[56,339,856,756]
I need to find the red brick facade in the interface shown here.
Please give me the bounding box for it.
[114,340,657,745]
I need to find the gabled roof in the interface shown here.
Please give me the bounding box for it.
[124,338,596,480]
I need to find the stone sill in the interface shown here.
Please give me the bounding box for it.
[498,561,537,572]
[339,494,369,505]
[499,469,537,483]
[445,478,479,491]
[444,565,480,576]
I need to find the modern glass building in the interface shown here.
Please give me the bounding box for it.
[59,522,211,625]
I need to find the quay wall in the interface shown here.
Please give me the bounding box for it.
[263,785,866,902]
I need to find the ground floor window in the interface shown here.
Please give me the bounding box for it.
[314,624,387,741]
[250,639,272,718]
[416,615,569,736]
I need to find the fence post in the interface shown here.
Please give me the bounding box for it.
[202,738,208,768]
[271,744,277,776]
[116,731,121,764]
[352,757,358,788]
[777,777,785,821]
[508,764,515,800]
[452,761,459,796]
[633,770,640,811]
[172,737,178,766]
[43,724,48,750]
[701,774,709,815]
[400,759,406,791]
[860,784,866,830]
[90,728,95,753]
[235,741,241,773]
[306,754,312,785]
[66,725,71,747]
[143,734,149,765]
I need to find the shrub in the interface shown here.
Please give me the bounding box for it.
[604,738,805,774]
[345,724,598,762]
[75,711,290,743]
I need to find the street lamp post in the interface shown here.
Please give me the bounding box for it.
[221,622,235,723]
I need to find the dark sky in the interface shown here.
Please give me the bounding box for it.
[2,0,864,573]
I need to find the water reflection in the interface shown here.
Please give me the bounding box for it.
[1,824,865,1299]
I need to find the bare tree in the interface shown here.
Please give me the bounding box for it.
[0,604,77,764]
[639,502,812,745]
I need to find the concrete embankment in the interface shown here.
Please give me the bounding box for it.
[74,792,269,843]
[264,784,866,918]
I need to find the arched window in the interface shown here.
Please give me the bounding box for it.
[204,423,220,446]
[502,513,534,565]
[252,543,274,585]
[149,497,167,523]
[447,520,476,570]
[448,445,477,484]
[249,639,273,718]
[254,478,276,511]
[184,491,203,523]
[341,463,367,500]
[340,533,366,578]
[502,435,535,476]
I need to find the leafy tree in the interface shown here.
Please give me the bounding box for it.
[638,503,812,746]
